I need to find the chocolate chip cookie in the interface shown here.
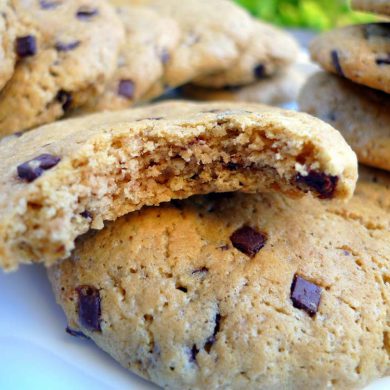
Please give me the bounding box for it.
[182,67,306,106]
[0,1,18,90]
[193,20,299,88]
[0,0,125,136]
[352,0,390,16]
[310,23,390,93]
[299,72,390,171]
[0,101,357,270]
[129,0,254,89]
[48,167,389,390]
[80,5,180,112]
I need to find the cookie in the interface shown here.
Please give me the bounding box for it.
[182,67,306,106]
[79,5,180,112]
[0,100,357,270]
[310,23,390,93]
[352,0,390,16]
[192,20,299,88]
[0,2,18,90]
[48,168,390,390]
[0,0,125,136]
[128,0,254,89]
[299,72,390,171]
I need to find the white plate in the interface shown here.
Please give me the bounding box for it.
[0,266,388,389]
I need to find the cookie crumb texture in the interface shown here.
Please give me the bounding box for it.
[0,0,124,136]
[310,23,390,94]
[48,169,390,389]
[0,101,357,270]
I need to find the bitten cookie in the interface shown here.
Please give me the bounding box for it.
[193,20,299,88]
[0,0,125,136]
[182,67,306,106]
[0,101,357,270]
[48,168,390,390]
[79,5,180,112]
[299,72,390,171]
[310,23,390,93]
[352,0,390,16]
[130,0,254,90]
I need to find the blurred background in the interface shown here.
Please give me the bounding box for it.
[235,0,375,30]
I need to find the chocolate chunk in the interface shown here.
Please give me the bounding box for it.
[16,36,37,58]
[204,313,221,352]
[118,79,135,99]
[160,49,170,64]
[76,6,99,19]
[190,344,199,362]
[376,54,390,65]
[55,40,80,52]
[76,285,101,332]
[296,170,338,199]
[230,226,267,257]
[17,154,61,182]
[290,275,321,317]
[65,326,89,338]
[226,162,241,171]
[331,50,345,77]
[39,0,61,9]
[56,90,72,111]
[253,64,265,79]
[80,210,92,220]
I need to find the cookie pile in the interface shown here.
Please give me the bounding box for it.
[0,1,389,390]
[0,0,303,138]
[299,2,390,171]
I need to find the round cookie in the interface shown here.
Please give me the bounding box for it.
[0,0,125,136]
[299,72,390,171]
[310,23,390,93]
[0,1,18,90]
[129,0,254,89]
[182,67,306,106]
[193,20,299,88]
[0,100,358,270]
[80,5,180,112]
[352,0,390,16]
[48,170,390,390]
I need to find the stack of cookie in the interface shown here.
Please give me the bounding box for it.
[0,0,303,138]
[1,96,389,388]
[0,1,389,389]
[299,1,390,171]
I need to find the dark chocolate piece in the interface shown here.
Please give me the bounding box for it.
[17,154,61,182]
[230,226,267,257]
[76,6,99,19]
[190,344,199,362]
[16,36,37,57]
[76,285,102,332]
[296,170,338,199]
[331,50,345,77]
[290,275,321,317]
[56,90,72,111]
[204,313,221,352]
[80,210,93,220]
[55,40,80,52]
[253,64,265,79]
[39,0,61,9]
[118,79,135,99]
